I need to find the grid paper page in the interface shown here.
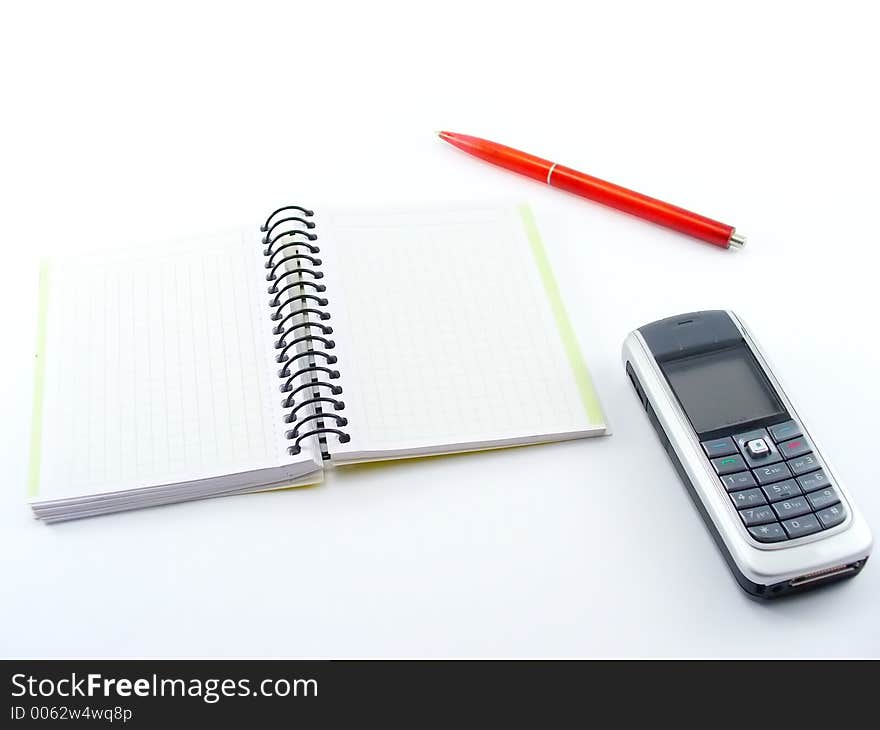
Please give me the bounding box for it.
[32,230,315,501]
[317,204,605,460]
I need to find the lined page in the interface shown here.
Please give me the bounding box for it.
[31,229,319,502]
[317,204,607,462]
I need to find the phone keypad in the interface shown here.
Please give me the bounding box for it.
[701,420,846,543]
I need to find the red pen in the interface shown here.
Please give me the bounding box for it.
[437,131,745,250]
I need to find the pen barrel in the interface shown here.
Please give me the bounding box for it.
[549,165,734,248]
[441,132,553,183]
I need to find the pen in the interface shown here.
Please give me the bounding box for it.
[437,131,745,250]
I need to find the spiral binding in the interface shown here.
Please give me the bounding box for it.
[261,205,350,457]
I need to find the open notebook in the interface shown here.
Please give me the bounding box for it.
[28,203,607,521]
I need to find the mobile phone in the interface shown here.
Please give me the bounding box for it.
[622,310,872,598]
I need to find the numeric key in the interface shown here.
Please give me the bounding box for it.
[797,470,831,493]
[730,488,767,509]
[720,471,757,492]
[788,453,820,476]
[761,478,801,503]
[782,514,822,539]
[805,487,839,511]
[739,505,776,526]
[754,462,792,485]
[772,496,811,520]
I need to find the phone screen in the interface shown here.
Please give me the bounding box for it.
[662,345,785,434]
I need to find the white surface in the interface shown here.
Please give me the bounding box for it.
[1,0,878,657]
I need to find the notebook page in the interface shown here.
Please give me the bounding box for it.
[29,229,321,503]
[316,204,607,463]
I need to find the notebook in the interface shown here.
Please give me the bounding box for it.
[27,203,608,522]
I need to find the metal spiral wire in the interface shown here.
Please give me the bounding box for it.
[261,205,350,456]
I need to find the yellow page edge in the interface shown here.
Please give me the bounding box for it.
[517,203,606,427]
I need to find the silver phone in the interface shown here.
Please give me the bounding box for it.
[622,310,872,598]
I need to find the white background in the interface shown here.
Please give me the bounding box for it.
[1,1,878,657]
